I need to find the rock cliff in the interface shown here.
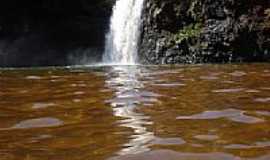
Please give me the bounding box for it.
[139,0,270,64]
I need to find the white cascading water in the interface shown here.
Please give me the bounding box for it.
[103,0,145,65]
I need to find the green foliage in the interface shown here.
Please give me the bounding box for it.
[174,23,202,43]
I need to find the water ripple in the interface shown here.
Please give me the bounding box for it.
[177,109,264,124]
[11,117,63,129]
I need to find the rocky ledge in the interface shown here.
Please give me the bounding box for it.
[139,0,270,64]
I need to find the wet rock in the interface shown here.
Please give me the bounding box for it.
[139,0,270,64]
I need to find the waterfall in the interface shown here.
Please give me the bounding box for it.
[103,0,145,65]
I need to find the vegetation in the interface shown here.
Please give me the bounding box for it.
[173,23,202,43]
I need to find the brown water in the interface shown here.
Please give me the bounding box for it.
[0,64,270,160]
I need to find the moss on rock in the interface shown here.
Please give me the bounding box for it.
[174,23,202,44]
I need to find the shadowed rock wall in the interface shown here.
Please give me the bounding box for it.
[0,0,115,67]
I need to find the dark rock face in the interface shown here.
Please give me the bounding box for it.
[0,0,115,67]
[139,0,270,64]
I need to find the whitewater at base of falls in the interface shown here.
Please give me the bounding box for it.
[102,0,145,65]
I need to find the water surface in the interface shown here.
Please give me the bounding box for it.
[0,64,270,160]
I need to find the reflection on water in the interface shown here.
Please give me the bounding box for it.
[177,108,265,124]
[104,66,156,155]
[109,149,270,160]
[0,64,270,160]
[11,117,63,129]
